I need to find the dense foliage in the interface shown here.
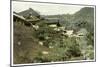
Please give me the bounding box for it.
[14,7,95,64]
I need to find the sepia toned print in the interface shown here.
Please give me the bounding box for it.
[11,0,95,66]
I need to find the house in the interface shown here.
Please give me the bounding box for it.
[13,12,33,27]
[18,8,41,25]
[19,8,40,18]
[45,18,61,27]
[13,8,41,26]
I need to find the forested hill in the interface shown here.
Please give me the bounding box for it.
[74,7,94,19]
[72,7,94,32]
[74,7,94,21]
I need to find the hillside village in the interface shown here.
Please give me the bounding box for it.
[13,7,94,64]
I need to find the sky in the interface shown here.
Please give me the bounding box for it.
[13,1,86,15]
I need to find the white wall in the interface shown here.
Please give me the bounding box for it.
[0,0,99,67]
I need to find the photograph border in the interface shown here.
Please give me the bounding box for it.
[10,0,96,66]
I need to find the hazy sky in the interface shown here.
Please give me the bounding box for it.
[13,1,86,15]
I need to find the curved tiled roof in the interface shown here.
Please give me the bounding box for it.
[13,12,26,21]
[18,8,40,17]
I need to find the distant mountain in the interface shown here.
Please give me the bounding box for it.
[72,7,94,32]
[73,7,94,23]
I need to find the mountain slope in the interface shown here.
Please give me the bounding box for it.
[71,7,94,32]
[73,7,94,23]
